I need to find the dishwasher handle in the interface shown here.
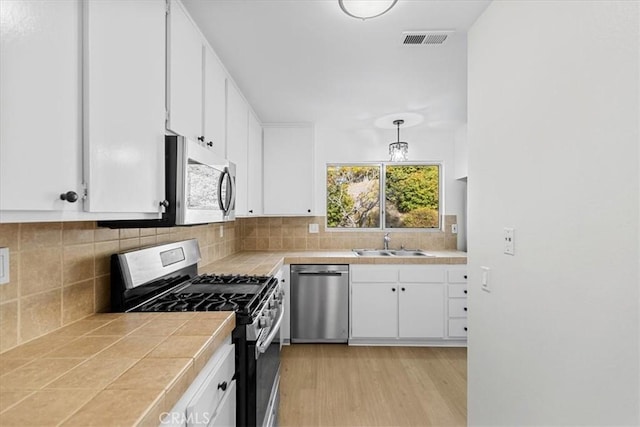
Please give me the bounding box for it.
[296,271,347,276]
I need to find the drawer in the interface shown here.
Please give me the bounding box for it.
[448,299,468,317]
[448,318,468,338]
[351,266,397,283]
[186,343,235,421]
[448,284,468,298]
[398,267,445,283]
[448,270,468,283]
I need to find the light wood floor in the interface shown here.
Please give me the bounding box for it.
[279,345,467,427]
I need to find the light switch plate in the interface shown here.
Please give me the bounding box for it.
[0,247,9,285]
[451,224,458,234]
[481,266,490,292]
[504,227,515,255]
[308,224,319,234]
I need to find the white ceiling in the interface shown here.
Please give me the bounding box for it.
[182,0,490,131]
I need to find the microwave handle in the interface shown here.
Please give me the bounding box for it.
[217,169,227,213]
[217,167,234,216]
[226,171,236,215]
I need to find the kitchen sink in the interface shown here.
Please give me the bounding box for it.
[353,249,393,256]
[352,249,435,257]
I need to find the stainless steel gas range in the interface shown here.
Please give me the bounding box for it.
[110,239,283,427]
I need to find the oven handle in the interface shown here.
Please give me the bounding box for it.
[257,305,285,354]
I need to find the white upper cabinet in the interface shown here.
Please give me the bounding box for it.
[203,46,227,158]
[226,83,249,216]
[247,112,263,216]
[263,125,314,216]
[167,0,227,158]
[0,0,83,215]
[0,0,165,222]
[83,0,165,214]
[167,0,203,142]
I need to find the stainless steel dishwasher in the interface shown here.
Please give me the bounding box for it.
[290,264,349,343]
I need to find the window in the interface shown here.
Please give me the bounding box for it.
[326,163,441,230]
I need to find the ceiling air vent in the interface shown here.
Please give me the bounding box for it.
[402,31,454,46]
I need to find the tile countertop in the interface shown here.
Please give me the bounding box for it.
[0,311,235,427]
[198,250,468,276]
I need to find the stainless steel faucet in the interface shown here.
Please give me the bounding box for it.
[383,233,390,250]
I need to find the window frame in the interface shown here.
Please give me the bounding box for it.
[325,161,444,232]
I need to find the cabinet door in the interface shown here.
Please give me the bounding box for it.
[263,126,314,215]
[208,380,236,427]
[399,284,444,339]
[83,0,165,214]
[203,46,226,159]
[0,0,82,213]
[167,0,202,141]
[247,112,263,215]
[226,83,248,216]
[351,283,397,338]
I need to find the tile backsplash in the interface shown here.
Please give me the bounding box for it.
[0,215,457,353]
[238,215,458,252]
[0,221,239,352]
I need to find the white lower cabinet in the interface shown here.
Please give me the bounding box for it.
[165,337,235,427]
[446,268,468,339]
[350,265,466,346]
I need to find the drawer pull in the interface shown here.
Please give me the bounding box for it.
[401,287,405,292]
[464,290,467,294]
[464,275,467,279]
[391,288,396,292]
[464,307,467,311]
[463,327,468,331]
[218,381,228,391]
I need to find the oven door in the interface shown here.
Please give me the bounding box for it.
[175,136,232,225]
[249,304,283,427]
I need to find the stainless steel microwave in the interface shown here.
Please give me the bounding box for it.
[98,135,235,228]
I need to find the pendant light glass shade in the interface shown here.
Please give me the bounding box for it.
[389,119,408,161]
[339,0,398,20]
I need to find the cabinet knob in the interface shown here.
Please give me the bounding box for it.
[197,136,205,142]
[464,290,468,294]
[59,191,78,203]
[401,287,406,292]
[464,275,467,279]
[464,327,468,331]
[249,209,253,214]
[391,288,396,292]
[464,307,467,311]
[207,141,213,147]
[159,200,169,208]
[307,209,311,213]
[217,381,227,391]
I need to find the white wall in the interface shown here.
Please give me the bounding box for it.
[313,125,467,238]
[467,1,639,425]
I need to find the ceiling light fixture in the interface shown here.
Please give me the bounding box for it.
[338,0,398,20]
[389,119,408,161]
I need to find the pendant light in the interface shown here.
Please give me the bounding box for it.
[389,119,408,161]
[338,0,398,20]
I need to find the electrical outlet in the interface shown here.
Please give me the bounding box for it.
[0,247,9,285]
[308,223,319,234]
[481,266,490,292]
[451,224,458,234]
[504,227,515,255]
